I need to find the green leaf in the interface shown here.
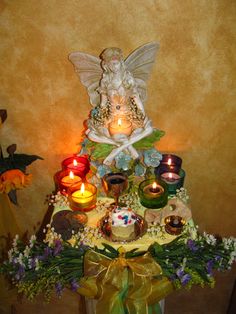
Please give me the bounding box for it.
[91,143,115,160]
[101,243,119,256]
[133,129,165,150]
[149,242,164,256]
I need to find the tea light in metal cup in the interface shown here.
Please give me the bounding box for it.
[138,179,168,209]
[164,215,186,235]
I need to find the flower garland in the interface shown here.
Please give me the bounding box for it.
[0,225,235,301]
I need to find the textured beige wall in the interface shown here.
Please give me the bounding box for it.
[0,0,236,312]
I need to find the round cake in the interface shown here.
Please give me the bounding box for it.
[111,206,136,240]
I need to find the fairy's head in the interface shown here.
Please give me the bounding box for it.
[100,47,125,74]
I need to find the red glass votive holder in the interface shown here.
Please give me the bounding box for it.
[68,182,97,212]
[54,169,82,195]
[61,155,90,178]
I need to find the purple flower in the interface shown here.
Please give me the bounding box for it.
[181,274,191,285]
[30,258,36,269]
[43,247,52,259]
[15,265,25,280]
[187,239,198,252]
[53,239,63,256]
[55,282,63,297]
[206,260,214,276]
[70,279,79,292]
[176,268,191,286]
[176,268,184,278]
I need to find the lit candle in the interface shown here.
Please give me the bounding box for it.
[68,182,97,211]
[108,118,132,136]
[161,172,181,185]
[62,156,90,178]
[67,159,86,172]
[144,181,164,196]
[138,179,168,209]
[61,171,81,187]
[167,158,172,166]
[71,183,93,204]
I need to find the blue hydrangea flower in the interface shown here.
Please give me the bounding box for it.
[134,163,146,176]
[97,165,111,178]
[115,152,132,171]
[91,107,99,118]
[143,149,162,168]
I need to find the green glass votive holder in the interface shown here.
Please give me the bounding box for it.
[158,168,186,195]
[138,179,168,209]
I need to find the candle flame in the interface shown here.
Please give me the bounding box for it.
[118,118,122,126]
[80,183,85,195]
[167,158,172,165]
[69,171,74,179]
[73,159,78,166]
[169,173,173,179]
[152,182,157,189]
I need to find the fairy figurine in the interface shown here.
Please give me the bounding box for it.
[69,42,159,165]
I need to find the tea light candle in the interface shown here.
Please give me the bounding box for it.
[62,156,90,178]
[108,118,132,136]
[143,181,164,196]
[71,183,93,203]
[161,172,181,185]
[68,182,97,212]
[164,215,186,235]
[67,159,86,172]
[155,154,182,175]
[138,179,168,209]
[61,171,81,187]
[54,169,82,195]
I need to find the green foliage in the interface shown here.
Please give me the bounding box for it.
[133,129,165,150]
[90,143,115,161]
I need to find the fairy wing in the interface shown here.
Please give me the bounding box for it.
[125,42,159,103]
[69,52,103,107]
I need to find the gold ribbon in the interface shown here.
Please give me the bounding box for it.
[78,248,173,314]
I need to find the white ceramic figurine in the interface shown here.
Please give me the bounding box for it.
[69,42,159,165]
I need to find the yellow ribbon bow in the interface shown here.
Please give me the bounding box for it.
[77,248,173,314]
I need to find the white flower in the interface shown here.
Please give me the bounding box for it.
[17,253,24,266]
[8,248,14,263]
[203,232,216,246]
[12,234,19,248]
[29,235,37,248]
[23,245,31,258]
[35,258,40,271]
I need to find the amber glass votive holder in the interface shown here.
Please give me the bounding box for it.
[61,155,90,178]
[68,182,97,212]
[54,169,82,195]
[164,215,186,235]
[138,178,168,209]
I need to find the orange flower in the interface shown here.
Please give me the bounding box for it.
[0,169,32,194]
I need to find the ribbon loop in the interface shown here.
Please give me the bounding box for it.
[78,248,173,314]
